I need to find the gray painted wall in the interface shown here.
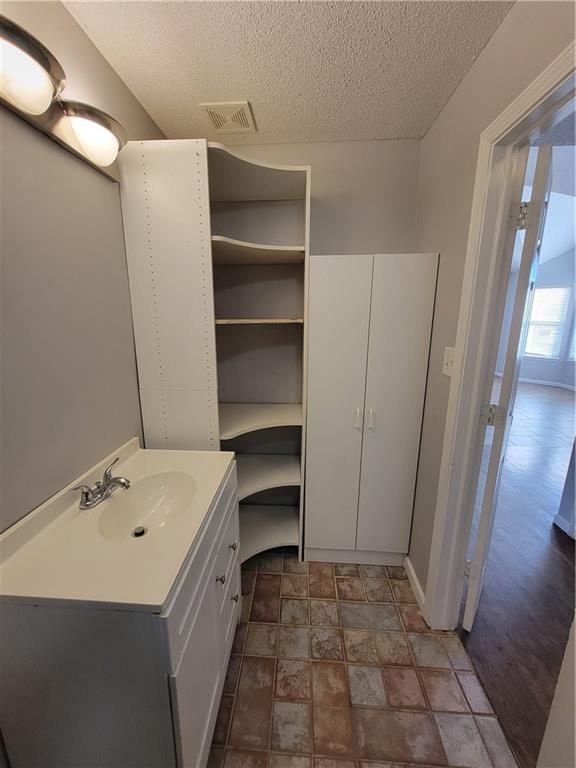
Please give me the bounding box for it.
[0,109,142,532]
[224,140,420,254]
[0,0,160,533]
[410,0,575,589]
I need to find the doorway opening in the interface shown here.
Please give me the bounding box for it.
[459,134,575,767]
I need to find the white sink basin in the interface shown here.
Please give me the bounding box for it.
[98,471,197,542]
[0,439,235,610]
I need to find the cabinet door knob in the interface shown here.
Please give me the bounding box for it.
[228,542,237,551]
[231,593,239,603]
[216,574,226,584]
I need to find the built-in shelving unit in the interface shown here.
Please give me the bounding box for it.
[219,403,303,441]
[212,236,304,265]
[237,454,301,501]
[215,318,303,325]
[209,143,310,562]
[238,505,300,562]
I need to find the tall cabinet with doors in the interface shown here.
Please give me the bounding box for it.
[120,140,310,562]
[305,253,438,564]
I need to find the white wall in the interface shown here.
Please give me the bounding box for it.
[224,140,420,254]
[0,1,163,142]
[537,619,575,768]
[410,0,576,589]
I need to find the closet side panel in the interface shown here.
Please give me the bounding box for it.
[356,253,438,553]
[119,140,219,449]
[305,255,372,551]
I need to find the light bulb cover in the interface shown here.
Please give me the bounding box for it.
[0,15,65,115]
[53,100,127,167]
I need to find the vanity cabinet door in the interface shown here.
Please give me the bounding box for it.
[170,560,222,768]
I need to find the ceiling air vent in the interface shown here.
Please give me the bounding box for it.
[200,100,256,134]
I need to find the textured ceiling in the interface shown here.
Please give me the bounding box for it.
[65,1,513,145]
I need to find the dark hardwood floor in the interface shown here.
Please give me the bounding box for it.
[459,383,575,768]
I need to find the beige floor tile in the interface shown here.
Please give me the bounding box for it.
[283,574,309,597]
[311,628,344,660]
[336,577,366,601]
[343,629,380,665]
[271,701,313,753]
[434,713,491,767]
[278,626,310,659]
[245,623,278,657]
[419,669,469,713]
[310,600,340,627]
[352,708,447,763]
[457,672,494,714]
[381,667,427,710]
[347,665,387,706]
[275,659,311,701]
[281,598,310,625]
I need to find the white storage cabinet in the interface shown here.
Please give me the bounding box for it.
[305,253,438,563]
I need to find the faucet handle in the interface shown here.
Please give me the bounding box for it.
[102,457,120,484]
[71,484,94,503]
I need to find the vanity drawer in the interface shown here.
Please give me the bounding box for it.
[219,554,240,659]
[215,499,240,595]
[162,463,237,671]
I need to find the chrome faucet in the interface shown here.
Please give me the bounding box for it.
[71,458,131,510]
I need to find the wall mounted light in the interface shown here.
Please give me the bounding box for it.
[0,15,65,115]
[52,101,127,167]
[0,14,128,177]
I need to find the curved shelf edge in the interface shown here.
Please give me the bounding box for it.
[237,454,301,501]
[215,318,304,325]
[212,236,305,265]
[219,403,303,440]
[208,142,310,175]
[239,505,299,563]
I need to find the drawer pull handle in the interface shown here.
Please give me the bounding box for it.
[216,574,226,585]
[231,593,239,603]
[228,542,237,551]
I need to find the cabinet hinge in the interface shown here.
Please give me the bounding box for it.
[481,403,507,428]
[510,201,534,231]
[463,560,472,578]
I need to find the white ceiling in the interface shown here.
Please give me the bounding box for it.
[65,1,513,145]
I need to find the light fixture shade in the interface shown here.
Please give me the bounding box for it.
[52,100,127,167]
[0,15,65,115]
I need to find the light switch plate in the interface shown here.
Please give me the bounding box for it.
[442,346,456,378]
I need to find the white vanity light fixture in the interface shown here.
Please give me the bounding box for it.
[52,100,127,167]
[0,15,65,115]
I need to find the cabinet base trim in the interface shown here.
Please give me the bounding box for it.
[304,548,404,566]
[403,556,426,612]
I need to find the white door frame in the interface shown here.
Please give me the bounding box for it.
[423,42,575,631]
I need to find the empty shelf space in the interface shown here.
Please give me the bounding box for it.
[212,236,304,265]
[219,403,303,440]
[239,505,300,563]
[208,144,308,202]
[237,454,301,501]
[215,318,303,325]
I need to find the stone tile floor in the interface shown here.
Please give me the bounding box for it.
[209,552,519,768]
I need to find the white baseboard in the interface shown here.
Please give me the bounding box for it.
[495,373,575,392]
[518,377,575,392]
[305,548,404,566]
[403,556,426,612]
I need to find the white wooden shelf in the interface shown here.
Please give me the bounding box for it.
[208,144,307,202]
[237,454,301,501]
[219,404,303,440]
[215,318,304,325]
[239,505,300,562]
[212,236,304,265]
